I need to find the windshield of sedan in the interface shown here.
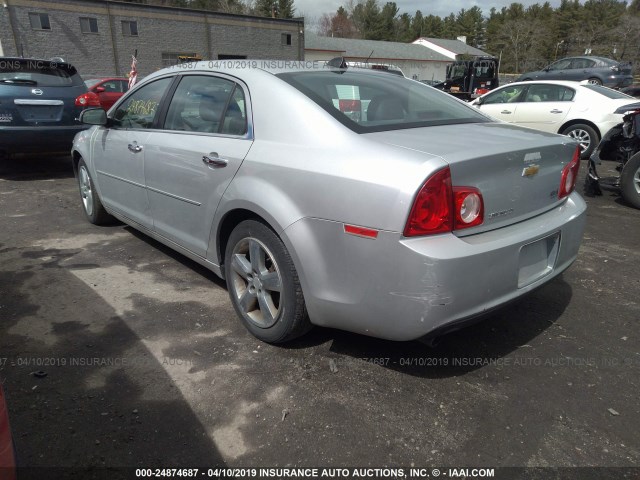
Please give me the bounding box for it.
[84,78,102,88]
[277,70,490,133]
[582,84,634,99]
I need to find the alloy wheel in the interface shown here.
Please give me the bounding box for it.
[633,166,640,195]
[567,129,591,153]
[229,237,283,328]
[79,166,94,216]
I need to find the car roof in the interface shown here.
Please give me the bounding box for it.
[561,55,614,63]
[500,80,584,88]
[140,60,407,85]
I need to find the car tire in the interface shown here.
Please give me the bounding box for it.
[77,158,114,225]
[224,219,311,343]
[620,152,640,209]
[561,124,599,159]
[587,77,603,86]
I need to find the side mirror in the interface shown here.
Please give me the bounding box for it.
[95,86,105,93]
[79,108,108,126]
[473,97,483,106]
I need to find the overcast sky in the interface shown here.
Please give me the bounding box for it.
[297,0,566,29]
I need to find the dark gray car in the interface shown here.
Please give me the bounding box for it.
[0,58,87,158]
[517,56,633,88]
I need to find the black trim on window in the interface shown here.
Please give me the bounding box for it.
[154,75,182,129]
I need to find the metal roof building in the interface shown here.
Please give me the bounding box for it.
[304,32,452,82]
[412,37,490,60]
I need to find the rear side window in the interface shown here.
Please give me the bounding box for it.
[112,77,172,129]
[524,84,575,102]
[278,70,488,133]
[582,84,633,99]
[0,60,80,87]
[163,75,247,136]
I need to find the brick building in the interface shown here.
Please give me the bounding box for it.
[0,0,304,77]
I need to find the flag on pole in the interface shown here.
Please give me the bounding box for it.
[128,54,138,90]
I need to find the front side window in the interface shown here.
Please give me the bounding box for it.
[164,75,247,135]
[481,84,526,105]
[548,59,572,71]
[278,70,488,133]
[570,58,595,69]
[29,12,50,30]
[100,80,124,93]
[112,77,172,129]
[122,20,138,36]
[80,17,98,34]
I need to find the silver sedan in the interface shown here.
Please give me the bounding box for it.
[71,62,587,343]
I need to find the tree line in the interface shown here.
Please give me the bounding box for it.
[127,0,296,19]
[319,0,640,74]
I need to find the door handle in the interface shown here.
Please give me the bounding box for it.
[202,152,228,168]
[500,110,512,114]
[127,142,142,153]
[550,109,563,114]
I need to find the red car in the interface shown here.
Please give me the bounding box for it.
[84,77,129,110]
[0,384,16,480]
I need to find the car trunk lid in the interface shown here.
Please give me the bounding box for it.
[616,62,633,76]
[365,122,578,235]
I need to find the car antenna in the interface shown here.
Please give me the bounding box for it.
[365,50,374,65]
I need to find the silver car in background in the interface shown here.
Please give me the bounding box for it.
[71,62,587,344]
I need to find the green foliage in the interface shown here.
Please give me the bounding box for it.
[322,0,639,74]
[253,0,294,18]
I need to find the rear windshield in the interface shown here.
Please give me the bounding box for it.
[582,84,633,99]
[0,59,80,86]
[277,70,489,133]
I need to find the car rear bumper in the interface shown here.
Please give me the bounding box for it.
[285,192,587,341]
[604,75,634,88]
[0,125,87,155]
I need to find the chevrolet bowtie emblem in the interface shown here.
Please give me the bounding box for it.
[522,164,540,177]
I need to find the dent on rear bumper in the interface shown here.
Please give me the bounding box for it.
[284,192,587,341]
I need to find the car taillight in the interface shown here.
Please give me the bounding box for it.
[558,147,581,199]
[404,167,484,237]
[75,92,101,107]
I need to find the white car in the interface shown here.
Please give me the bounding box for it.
[471,80,640,158]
